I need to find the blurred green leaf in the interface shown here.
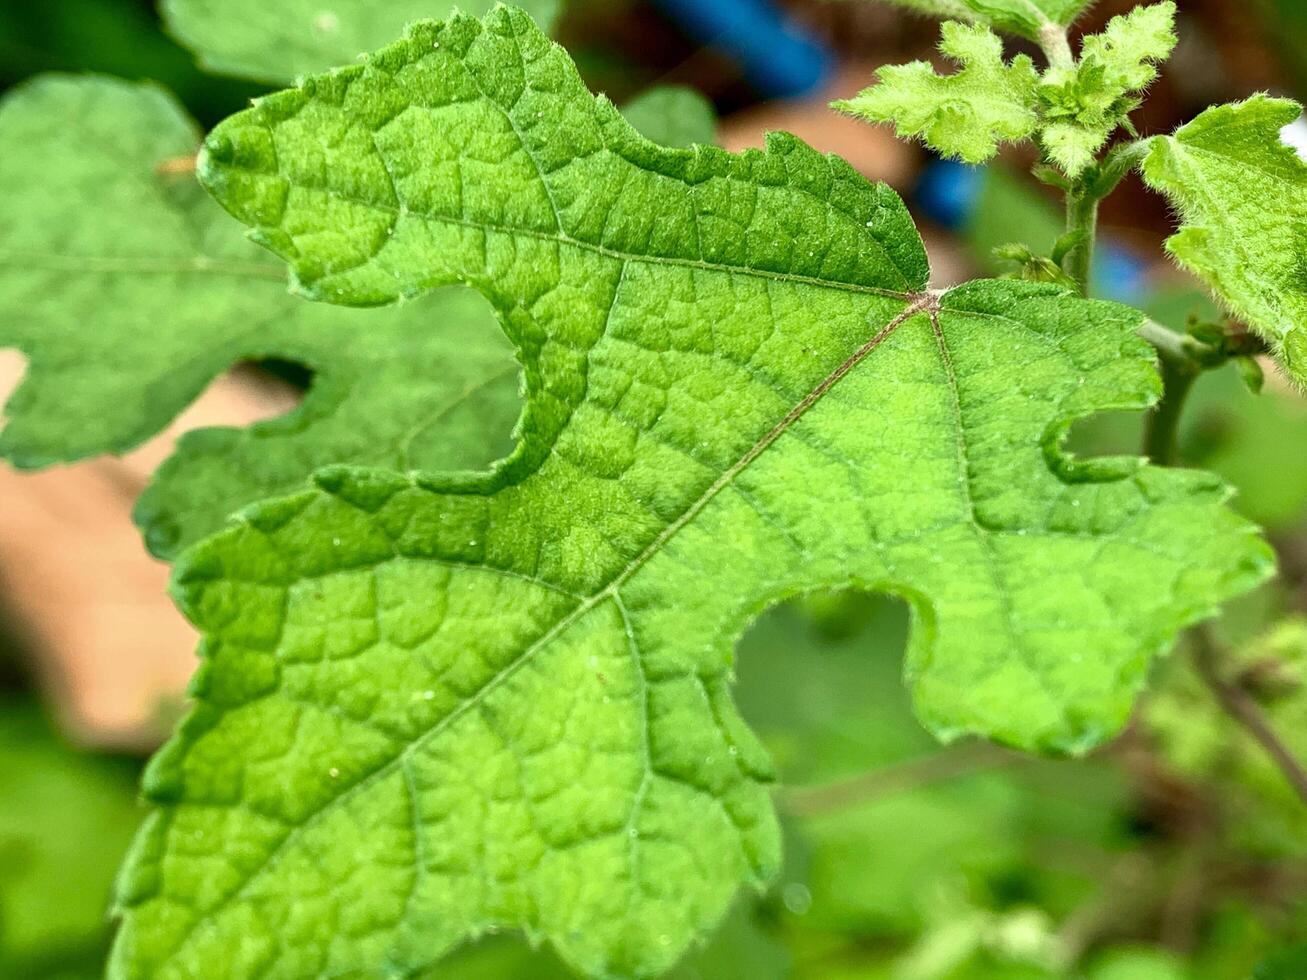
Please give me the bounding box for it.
[619,85,717,149]
[0,700,140,979]
[161,0,563,85]
[0,0,258,127]
[0,75,521,559]
[1255,941,1307,979]
[735,596,1130,971]
[1086,946,1189,980]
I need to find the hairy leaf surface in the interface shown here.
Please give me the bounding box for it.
[109,9,1274,978]
[1141,96,1307,386]
[0,75,522,558]
[162,0,561,85]
[834,21,1038,164]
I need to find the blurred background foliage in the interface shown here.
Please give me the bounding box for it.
[2,1,1306,978]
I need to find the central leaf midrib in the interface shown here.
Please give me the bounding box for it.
[156,295,933,963]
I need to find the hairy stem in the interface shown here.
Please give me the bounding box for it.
[1038,23,1075,69]
[1064,185,1099,297]
[1191,627,1307,807]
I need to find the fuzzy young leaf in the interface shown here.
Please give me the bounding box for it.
[834,21,1038,164]
[1035,2,1176,176]
[1141,96,1307,385]
[1079,1,1177,91]
[162,0,562,85]
[0,75,521,558]
[619,86,717,150]
[109,9,1273,978]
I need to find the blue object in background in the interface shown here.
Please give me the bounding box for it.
[650,0,834,99]
[1093,242,1151,307]
[914,158,1152,305]
[915,159,985,230]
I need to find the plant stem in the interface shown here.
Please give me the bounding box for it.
[1190,626,1307,806]
[1038,23,1075,69]
[1064,185,1099,297]
[1143,356,1198,466]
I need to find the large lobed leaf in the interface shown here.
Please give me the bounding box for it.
[111,7,1271,978]
[162,0,562,85]
[1142,95,1307,387]
[0,75,521,558]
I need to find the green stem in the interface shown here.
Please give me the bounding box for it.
[1064,185,1099,297]
[1058,142,1151,297]
[1143,356,1198,466]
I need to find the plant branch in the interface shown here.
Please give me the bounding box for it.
[782,742,1019,816]
[1190,626,1307,807]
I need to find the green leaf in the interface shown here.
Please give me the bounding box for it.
[1035,2,1176,176]
[1256,942,1307,980]
[161,0,562,86]
[836,0,1093,41]
[1141,95,1307,386]
[834,22,1038,164]
[0,700,141,978]
[1078,1,1176,90]
[0,75,522,559]
[619,86,717,150]
[110,9,1276,976]
[967,0,1093,39]
[1087,947,1190,980]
